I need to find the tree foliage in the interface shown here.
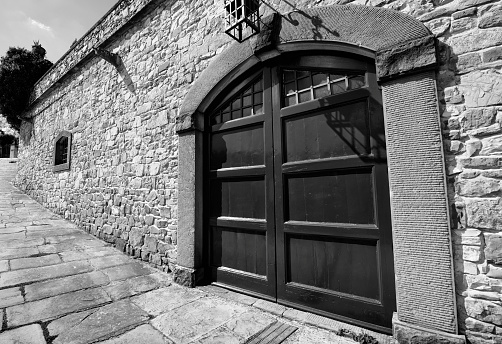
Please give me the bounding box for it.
[0,41,53,130]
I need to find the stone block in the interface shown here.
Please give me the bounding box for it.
[453,229,482,246]
[468,289,500,302]
[129,228,144,247]
[393,314,466,343]
[485,233,502,263]
[457,52,482,71]
[480,134,502,155]
[462,108,495,130]
[148,225,160,235]
[144,214,155,225]
[115,238,126,252]
[159,206,171,218]
[376,35,437,81]
[143,236,158,253]
[456,177,500,197]
[459,70,502,108]
[451,30,502,55]
[466,317,496,333]
[149,162,160,176]
[466,330,502,344]
[466,297,502,325]
[465,198,502,230]
[102,224,113,235]
[479,7,502,29]
[463,245,482,262]
[483,46,502,63]
[467,123,502,137]
[465,139,482,157]
[0,324,46,344]
[141,250,150,261]
[425,17,451,36]
[451,17,477,33]
[488,264,502,278]
[453,7,477,20]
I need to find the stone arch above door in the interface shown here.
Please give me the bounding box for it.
[177,5,437,133]
[176,4,465,343]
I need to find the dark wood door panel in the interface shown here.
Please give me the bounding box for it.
[210,225,267,276]
[279,285,392,330]
[285,168,375,224]
[285,234,381,300]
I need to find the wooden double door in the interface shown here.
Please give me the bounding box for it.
[206,54,396,331]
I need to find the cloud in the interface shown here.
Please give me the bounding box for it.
[27,17,53,35]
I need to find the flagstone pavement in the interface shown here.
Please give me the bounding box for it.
[0,158,393,344]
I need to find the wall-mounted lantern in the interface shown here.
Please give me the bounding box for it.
[224,0,260,42]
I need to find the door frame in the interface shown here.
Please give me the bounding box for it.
[201,49,396,332]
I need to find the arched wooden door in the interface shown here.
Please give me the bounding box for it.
[206,53,396,331]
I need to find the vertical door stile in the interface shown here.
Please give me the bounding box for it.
[271,66,286,295]
[264,67,277,297]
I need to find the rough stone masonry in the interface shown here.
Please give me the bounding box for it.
[12,0,502,343]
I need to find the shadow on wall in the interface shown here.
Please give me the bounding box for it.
[93,48,136,93]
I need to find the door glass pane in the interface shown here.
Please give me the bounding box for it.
[284,100,369,161]
[282,70,366,108]
[211,76,263,125]
[286,168,375,224]
[210,125,264,169]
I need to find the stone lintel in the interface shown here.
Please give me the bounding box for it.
[173,265,204,288]
[376,35,437,82]
[393,315,466,344]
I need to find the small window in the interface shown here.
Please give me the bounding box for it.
[53,131,72,172]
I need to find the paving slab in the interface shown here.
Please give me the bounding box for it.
[0,324,47,344]
[10,253,62,270]
[132,285,205,316]
[282,325,354,344]
[97,324,173,344]
[104,272,171,301]
[49,300,149,344]
[58,247,121,262]
[101,262,153,281]
[0,287,24,308]
[37,239,107,253]
[253,299,287,316]
[0,232,26,241]
[194,326,242,344]
[0,237,45,249]
[89,254,135,270]
[0,227,25,234]
[151,296,248,344]
[24,271,110,302]
[0,260,94,288]
[6,287,112,327]
[0,246,39,260]
[0,259,9,272]
[27,228,85,238]
[223,310,277,339]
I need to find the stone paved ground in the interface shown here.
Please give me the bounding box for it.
[0,159,393,344]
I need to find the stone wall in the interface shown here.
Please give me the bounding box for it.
[14,0,502,341]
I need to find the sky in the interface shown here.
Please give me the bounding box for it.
[0,0,119,63]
